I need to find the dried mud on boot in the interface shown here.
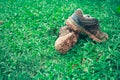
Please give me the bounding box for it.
[55,26,79,54]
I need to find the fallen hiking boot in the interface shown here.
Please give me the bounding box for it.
[66,9,108,42]
[55,26,79,54]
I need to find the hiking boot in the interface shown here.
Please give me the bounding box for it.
[55,26,79,54]
[66,9,108,42]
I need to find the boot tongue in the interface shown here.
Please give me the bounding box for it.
[71,10,84,26]
[75,9,84,18]
[71,13,83,26]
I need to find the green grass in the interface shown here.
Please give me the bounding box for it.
[0,0,120,80]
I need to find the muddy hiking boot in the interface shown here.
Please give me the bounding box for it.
[55,26,79,54]
[55,9,108,54]
[66,9,108,42]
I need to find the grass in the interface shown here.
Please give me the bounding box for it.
[0,0,120,80]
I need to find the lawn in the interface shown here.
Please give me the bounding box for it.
[0,0,120,80]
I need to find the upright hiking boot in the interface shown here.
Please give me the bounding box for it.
[55,26,79,54]
[66,9,108,42]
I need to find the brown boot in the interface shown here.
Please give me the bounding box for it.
[66,9,108,42]
[55,26,79,54]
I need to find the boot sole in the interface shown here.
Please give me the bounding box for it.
[55,31,79,54]
[66,17,102,42]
